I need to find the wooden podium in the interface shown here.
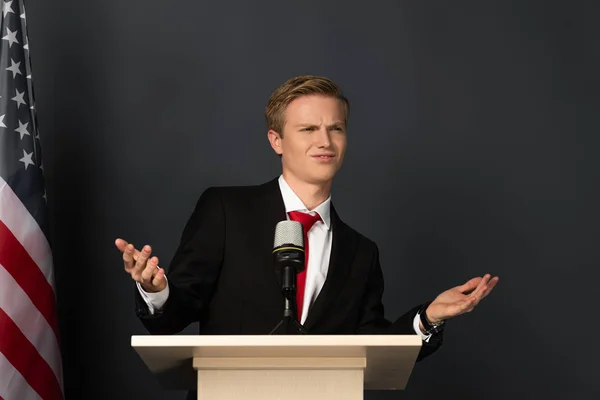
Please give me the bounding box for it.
[131,335,421,400]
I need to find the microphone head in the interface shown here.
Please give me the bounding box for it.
[273,220,304,249]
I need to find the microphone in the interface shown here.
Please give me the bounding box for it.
[269,220,308,335]
[273,220,305,276]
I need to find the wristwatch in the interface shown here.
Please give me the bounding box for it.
[419,301,445,335]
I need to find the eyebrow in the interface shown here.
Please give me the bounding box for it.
[294,122,346,129]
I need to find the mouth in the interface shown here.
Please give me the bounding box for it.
[312,154,335,161]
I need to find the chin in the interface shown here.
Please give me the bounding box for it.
[305,170,338,185]
[285,163,341,186]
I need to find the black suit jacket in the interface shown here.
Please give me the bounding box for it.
[135,178,442,359]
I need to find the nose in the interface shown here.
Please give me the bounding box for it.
[314,127,331,148]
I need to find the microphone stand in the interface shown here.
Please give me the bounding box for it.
[269,264,307,335]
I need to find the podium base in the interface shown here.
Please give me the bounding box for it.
[194,357,366,400]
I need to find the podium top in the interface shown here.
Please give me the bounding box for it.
[132,335,422,391]
[132,334,421,349]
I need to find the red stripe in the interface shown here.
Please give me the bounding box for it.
[0,308,62,400]
[0,220,60,341]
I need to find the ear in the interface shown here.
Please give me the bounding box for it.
[267,129,283,155]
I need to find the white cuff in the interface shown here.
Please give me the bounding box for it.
[136,278,169,315]
[413,312,432,343]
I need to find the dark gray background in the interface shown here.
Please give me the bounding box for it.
[24,0,598,399]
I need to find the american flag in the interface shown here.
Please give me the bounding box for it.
[0,1,64,399]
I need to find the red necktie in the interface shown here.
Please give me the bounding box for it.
[287,211,321,321]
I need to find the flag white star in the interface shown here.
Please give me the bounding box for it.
[2,1,14,18]
[2,27,19,47]
[20,4,25,20]
[6,58,21,78]
[12,89,26,108]
[2,27,19,48]
[14,120,29,139]
[19,149,34,170]
[0,114,5,128]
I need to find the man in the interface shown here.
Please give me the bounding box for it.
[115,74,498,369]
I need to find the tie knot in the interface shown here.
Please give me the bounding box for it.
[288,211,321,234]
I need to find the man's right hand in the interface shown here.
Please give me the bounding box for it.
[115,238,167,293]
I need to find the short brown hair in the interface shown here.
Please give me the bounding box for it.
[265,75,349,135]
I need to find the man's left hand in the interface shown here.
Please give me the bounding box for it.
[424,274,499,325]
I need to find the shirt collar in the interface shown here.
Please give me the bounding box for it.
[278,175,332,230]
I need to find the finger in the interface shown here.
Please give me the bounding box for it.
[122,243,136,271]
[141,256,159,284]
[469,274,491,299]
[115,238,129,252]
[131,248,141,261]
[463,276,499,314]
[151,267,165,287]
[481,276,499,299]
[116,239,143,262]
[133,245,152,276]
[130,245,151,280]
[465,277,492,310]
[458,277,482,294]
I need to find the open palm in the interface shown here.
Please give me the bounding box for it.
[426,274,499,323]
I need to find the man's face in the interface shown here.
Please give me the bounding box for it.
[268,95,347,186]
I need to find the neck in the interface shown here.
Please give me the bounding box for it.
[282,172,331,211]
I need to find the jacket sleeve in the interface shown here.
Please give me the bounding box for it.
[355,244,443,362]
[134,187,226,334]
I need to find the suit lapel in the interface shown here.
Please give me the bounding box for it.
[303,204,358,331]
[248,178,288,293]
[250,178,287,243]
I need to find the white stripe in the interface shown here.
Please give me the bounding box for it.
[0,351,42,400]
[0,264,63,391]
[0,176,55,289]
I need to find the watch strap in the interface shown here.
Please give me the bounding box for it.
[419,301,445,335]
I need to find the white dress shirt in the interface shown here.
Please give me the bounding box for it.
[138,175,432,341]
